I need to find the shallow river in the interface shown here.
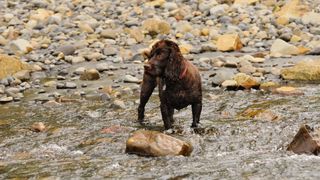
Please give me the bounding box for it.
[1,84,320,179]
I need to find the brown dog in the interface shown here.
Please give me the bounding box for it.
[137,40,202,129]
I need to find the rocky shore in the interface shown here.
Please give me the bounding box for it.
[1,0,320,105]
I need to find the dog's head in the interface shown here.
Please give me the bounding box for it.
[144,40,183,80]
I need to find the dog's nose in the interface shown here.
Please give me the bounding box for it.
[143,61,151,70]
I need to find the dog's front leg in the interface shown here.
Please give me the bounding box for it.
[138,73,156,125]
[191,102,202,127]
[160,102,173,130]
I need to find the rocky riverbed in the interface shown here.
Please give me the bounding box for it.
[1,0,320,179]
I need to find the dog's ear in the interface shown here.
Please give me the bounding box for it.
[165,41,183,81]
[141,49,151,59]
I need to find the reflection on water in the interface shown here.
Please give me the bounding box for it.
[1,85,320,179]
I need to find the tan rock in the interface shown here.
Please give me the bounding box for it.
[275,86,303,95]
[260,82,279,91]
[233,73,260,89]
[297,46,310,55]
[280,59,320,81]
[80,68,100,80]
[270,39,300,57]
[275,0,309,19]
[126,130,192,157]
[179,43,193,54]
[29,9,54,23]
[0,54,30,79]
[142,19,170,35]
[129,28,144,43]
[145,0,166,7]
[31,122,46,132]
[290,35,302,43]
[216,34,243,52]
[234,0,259,5]
[78,23,94,33]
[201,28,210,36]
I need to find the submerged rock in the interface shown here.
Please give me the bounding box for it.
[126,130,192,157]
[287,125,320,155]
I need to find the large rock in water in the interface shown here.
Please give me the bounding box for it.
[280,59,320,81]
[0,54,30,79]
[216,34,243,52]
[126,130,193,157]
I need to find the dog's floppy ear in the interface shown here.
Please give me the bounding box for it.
[165,41,183,81]
[141,49,151,59]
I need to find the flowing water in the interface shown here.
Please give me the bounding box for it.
[1,84,320,179]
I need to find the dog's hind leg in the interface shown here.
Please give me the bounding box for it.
[191,102,202,127]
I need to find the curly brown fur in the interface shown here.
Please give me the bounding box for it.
[138,40,202,130]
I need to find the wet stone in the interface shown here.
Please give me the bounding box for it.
[0,96,13,103]
[124,75,140,83]
[56,82,77,89]
[126,130,193,157]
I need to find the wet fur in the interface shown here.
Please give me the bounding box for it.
[138,40,202,129]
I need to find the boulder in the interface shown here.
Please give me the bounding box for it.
[126,130,192,157]
[280,59,320,81]
[0,54,30,79]
[233,73,260,89]
[287,125,320,155]
[216,34,242,52]
[270,39,300,57]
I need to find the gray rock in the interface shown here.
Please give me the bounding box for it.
[56,45,76,56]
[210,5,227,16]
[56,82,77,89]
[163,2,178,10]
[96,63,109,72]
[103,46,117,56]
[74,67,86,75]
[212,68,236,86]
[13,70,31,81]
[31,72,47,80]
[124,75,140,83]
[100,29,118,39]
[65,82,77,89]
[10,39,33,54]
[0,85,4,94]
[0,96,13,103]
